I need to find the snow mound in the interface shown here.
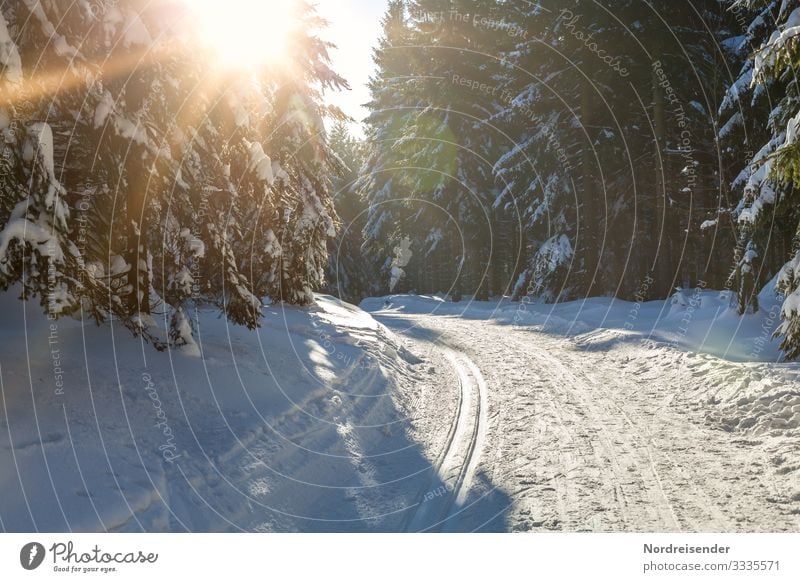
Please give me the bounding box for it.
[708,384,800,436]
[363,285,789,363]
[0,291,428,532]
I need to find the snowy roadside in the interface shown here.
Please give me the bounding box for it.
[0,292,430,532]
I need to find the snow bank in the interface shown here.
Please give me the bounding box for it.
[0,291,426,531]
[363,282,789,364]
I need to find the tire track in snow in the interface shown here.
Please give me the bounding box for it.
[386,315,685,530]
[438,320,679,530]
[438,351,488,530]
[399,348,464,532]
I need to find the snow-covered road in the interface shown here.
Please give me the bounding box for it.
[373,307,800,533]
[2,290,799,532]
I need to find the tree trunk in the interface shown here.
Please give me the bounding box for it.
[581,76,598,296]
[125,142,150,318]
[652,63,670,298]
[123,62,152,318]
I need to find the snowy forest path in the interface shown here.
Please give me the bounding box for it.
[374,311,800,532]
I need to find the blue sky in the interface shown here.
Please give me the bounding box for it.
[316,0,389,135]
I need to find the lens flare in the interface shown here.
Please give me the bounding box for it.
[184,0,296,70]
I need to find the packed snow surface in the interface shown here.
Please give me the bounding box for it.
[362,288,800,531]
[1,286,799,531]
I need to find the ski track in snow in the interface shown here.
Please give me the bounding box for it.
[374,310,800,533]
[403,348,488,532]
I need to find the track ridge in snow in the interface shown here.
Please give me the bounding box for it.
[403,347,488,532]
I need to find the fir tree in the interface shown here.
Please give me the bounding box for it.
[721,0,800,356]
[324,121,377,303]
[360,0,418,294]
[0,0,349,349]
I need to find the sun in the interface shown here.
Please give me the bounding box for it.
[186,0,297,69]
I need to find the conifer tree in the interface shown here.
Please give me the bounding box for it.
[360,0,418,293]
[721,0,800,356]
[325,121,376,303]
[0,0,349,349]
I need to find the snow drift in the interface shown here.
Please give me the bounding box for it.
[0,292,428,532]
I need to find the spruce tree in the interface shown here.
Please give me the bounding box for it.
[360,0,418,294]
[324,122,377,303]
[721,0,800,356]
[0,0,349,349]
